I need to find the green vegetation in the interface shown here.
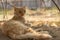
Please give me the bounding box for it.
[0,8,13,15]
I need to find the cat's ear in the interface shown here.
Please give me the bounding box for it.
[23,6,26,8]
[13,6,18,11]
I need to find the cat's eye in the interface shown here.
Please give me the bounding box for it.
[19,11,22,13]
[24,10,26,12]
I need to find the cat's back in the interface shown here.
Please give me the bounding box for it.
[2,20,28,36]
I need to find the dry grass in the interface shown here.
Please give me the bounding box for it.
[25,8,60,27]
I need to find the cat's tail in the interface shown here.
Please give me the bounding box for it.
[9,32,52,40]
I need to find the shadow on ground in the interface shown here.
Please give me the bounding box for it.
[0,31,12,40]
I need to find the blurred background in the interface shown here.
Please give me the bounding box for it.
[0,0,60,9]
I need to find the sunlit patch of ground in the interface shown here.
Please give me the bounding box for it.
[25,7,60,27]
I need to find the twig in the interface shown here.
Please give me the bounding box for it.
[52,0,60,11]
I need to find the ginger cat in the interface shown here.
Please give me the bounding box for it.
[0,7,52,40]
[11,7,26,23]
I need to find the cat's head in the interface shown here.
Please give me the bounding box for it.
[14,6,26,16]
